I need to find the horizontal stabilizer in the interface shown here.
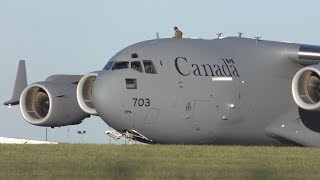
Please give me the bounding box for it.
[3,60,27,106]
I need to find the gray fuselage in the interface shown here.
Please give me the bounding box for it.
[92,37,320,146]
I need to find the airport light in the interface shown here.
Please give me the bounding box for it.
[77,131,87,144]
[77,131,86,134]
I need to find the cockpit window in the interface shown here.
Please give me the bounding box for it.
[131,61,143,72]
[103,60,114,70]
[143,60,157,74]
[111,61,129,70]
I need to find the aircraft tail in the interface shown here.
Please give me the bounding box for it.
[3,60,28,106]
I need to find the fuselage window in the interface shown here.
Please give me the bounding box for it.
[131,61,143,72]
[125,78,137,89]
[111,61,129,70]
[143,60,157,74]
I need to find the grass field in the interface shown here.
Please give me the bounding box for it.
[1,144,320,179]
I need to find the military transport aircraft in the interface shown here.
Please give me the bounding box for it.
[4,35,320,146]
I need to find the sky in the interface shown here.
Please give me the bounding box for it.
[1,0,320,144]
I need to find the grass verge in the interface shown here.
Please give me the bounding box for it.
[0,144,319,179]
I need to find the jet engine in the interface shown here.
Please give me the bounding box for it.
[20,82,88,127]
[76,72,99,115]
[292,65,320,111]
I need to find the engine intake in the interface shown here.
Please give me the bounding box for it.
[77,72,99,115]
[20,82,88,127]
[292,65,320,111]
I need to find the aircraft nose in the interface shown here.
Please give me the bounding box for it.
[92,71,134,131]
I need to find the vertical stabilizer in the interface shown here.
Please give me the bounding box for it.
[3,60,28,106]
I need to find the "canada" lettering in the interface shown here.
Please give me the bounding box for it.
[174,57,240,77]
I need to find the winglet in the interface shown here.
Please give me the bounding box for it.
[3,60,28,106]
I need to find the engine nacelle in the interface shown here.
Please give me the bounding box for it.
[20,82,88,127]
[292,65,320,111]
[76,72,99,115]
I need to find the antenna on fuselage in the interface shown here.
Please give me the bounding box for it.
[254,36,262,44]
[156,32,160,39]
[217,33,223,39]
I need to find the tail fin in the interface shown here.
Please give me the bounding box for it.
[3,60,28,106]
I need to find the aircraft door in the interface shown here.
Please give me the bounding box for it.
[175,79,197,130]
[193,78,241,133]
[210,78,241,128]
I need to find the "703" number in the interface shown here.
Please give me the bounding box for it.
[132,98,150,107]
